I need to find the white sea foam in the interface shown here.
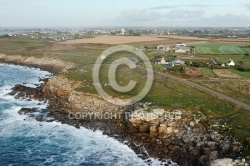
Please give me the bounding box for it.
[0,105,176,166]
[0,63,177,166]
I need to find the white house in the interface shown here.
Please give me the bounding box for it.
[171,59,185,65]
[136,46,145,50]
[166,59,185,68]
[227,59,235,66]
[160,58,167,64]
[157,45,171,51]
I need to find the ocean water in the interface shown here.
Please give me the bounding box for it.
[0,64,174,166]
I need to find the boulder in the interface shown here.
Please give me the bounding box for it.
[210,158,233,166]
[139,125,149,132]
[173,138,183,146]
[144,113,158,122]
[203,148,210,155]
[211,134,222,142]
[150,126,157,135]
[246,137,250,146]
[129,118,144,126]
[149,119,160,126]
[166,127,174,134]
[207,141,217,147]
[152,109,165,117]
[167,122,176,127]
[56,90,66,97]
[190,121,195,127]
[209,151,218,161]
[236,162,245,166]
[159,124,168,134]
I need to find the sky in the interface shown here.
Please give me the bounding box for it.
[1,0,250,27]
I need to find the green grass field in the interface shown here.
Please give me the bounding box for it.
[216,54,250,67]
[0,36,51,56]
[232,70,250,78]
[192,43,250,55]
[0,36,250,142]
[200,68,216,77]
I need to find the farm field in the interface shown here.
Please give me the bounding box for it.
[61,35,209,45]
[213,69,242,78]
[184,66,201,76]
[0,36,250,141]
[193,79,250,105]
[193,43,250,54]
[216,54,250,67]
[200,68,216,77]
[232,70,250,78]
[62,35,166,45]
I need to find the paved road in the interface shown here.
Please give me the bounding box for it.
[142,67,250,110]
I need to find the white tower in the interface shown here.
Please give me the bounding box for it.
[121,28,125,35]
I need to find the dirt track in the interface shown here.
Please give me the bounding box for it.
[141,67,250,110]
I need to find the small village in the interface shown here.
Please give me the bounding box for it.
[136,43,236,70]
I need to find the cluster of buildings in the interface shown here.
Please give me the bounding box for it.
[1,27,250,40]
[154,58,185,68]
[154,58,236,69]
[156,43,191,53]
[221,59,235,67]
[31,33,76,41]
[136,42,191,53]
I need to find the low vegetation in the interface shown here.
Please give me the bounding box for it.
[0,36,249,142]
[200,68,216,77]
[192,43,250,55]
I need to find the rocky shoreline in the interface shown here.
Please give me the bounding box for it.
[10,76,249,166]
[1,56,249,166]
[0,54,73,73]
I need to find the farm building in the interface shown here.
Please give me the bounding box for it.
[153,58,168,64]
[160,58,167,64]
[171,59,185,65]
[175,46,191,53]
[227,59,235,66]
[167,59,185,68]
[157,45,171,51]
[136,46,145,50]
[153,59,161,64]
[176,42,186,47]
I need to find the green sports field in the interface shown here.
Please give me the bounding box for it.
[193,43,250,55]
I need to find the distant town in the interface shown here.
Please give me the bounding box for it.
[0,27,250,41]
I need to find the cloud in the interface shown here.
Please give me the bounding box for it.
[190,14,250,27]
[117,9,205,22]
[112,12,250,27]
[118,9,161,21]
[149,5,224,10]
[245,3,250,10]
[164,9,205,19]
[149,6,179,10]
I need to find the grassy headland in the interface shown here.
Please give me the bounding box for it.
[0,35,250,143]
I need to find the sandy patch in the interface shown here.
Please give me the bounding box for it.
[213,69,242,78]
[184,67,202,76]
[62,36,165,45]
